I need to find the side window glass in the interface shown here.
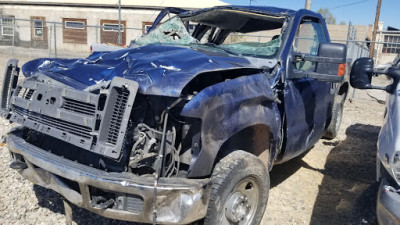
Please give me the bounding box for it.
[293,19,327,71]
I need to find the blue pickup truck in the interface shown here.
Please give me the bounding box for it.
[1,6,348,225]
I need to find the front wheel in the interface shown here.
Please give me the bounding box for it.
[203,150,270,225]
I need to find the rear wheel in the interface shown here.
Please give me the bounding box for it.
[324,98,345,139]
[203,150,270,225]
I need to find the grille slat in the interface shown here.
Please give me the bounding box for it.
[25,89,35,100]
[62,97,96,116]
[13,106,92,139]
[17,87,35,100]
[106,89,129,145]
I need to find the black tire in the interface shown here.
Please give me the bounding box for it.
[324,100,344,139]
[203,150,270,225]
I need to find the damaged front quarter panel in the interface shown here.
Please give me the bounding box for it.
[181,73,282,177]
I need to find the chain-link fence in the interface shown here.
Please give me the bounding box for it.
[0,17,143,60]
[332,23,370,64]
[1,16,400,67]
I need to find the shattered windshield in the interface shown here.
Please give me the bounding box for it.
[135,9,285,59]
[136,17,199,46]
[220,32,281,57]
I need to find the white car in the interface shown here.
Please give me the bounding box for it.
[90,42,125,52]
[351,54,400,225]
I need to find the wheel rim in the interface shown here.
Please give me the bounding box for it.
[224,177,260,225]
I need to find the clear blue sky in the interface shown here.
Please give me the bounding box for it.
[224,0,399,29]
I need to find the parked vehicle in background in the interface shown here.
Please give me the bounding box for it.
[90,42,125,52]
[1,6,348,224]
[350,54,400,225]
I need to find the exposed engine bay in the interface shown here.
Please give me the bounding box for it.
[5,63,269,179]
[6,75,203,178]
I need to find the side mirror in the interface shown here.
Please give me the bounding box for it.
[316,43,347,76]
[350,57,391,91]
[288,43,347,83]
[350,57,374,89]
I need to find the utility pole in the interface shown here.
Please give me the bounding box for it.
[305,0,312,10]
[370,0,382,58]
[117,0,122,46]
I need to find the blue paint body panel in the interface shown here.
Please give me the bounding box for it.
[276,8,335,163]
[22,45,257,97]
[181,74,281,176]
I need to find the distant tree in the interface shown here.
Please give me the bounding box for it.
[339,21,347,25]
[317,7,336,25]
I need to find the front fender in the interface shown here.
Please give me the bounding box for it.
[181,74,281,177]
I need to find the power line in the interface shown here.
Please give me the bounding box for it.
[330,0,371,10]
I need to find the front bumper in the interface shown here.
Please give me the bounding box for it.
[6,127,211,224]
[377,177,400,225]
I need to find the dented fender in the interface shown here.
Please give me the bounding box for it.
[181,74,281,177]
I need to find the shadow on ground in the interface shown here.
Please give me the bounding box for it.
[310,123,380,225]
[32,123,380,225]
[33,185,65,214]
[33,185,143,224]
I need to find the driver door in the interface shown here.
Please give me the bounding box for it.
[281,17,335,161]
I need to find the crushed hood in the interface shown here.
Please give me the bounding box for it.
[22,45,275,96]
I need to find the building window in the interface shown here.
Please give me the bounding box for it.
[62,18,87,44]
[31,17,47,43]
[1,17,14,36]
[382,35,400,54]
[142,22,153,34]
[100,20,126,46]
[33,20,44,38]
[30,16,48,48]
[64,21,85,29]
[102,23,124,32]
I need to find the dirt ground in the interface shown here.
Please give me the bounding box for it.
[263,88,385,225]
[0,47,389,224]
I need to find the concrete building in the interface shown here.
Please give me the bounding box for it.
[327,24,373,42]
[374,22,400,64]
